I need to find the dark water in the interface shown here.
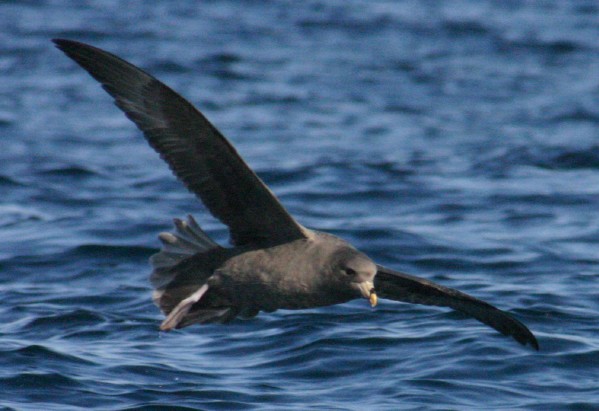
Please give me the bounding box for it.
[2,1,598,409]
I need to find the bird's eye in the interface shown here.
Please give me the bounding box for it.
[344,268,357,276]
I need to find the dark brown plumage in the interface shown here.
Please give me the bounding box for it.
[54,39,538,350]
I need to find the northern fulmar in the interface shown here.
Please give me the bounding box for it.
[54,39,539,350]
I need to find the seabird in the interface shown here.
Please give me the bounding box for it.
[54,39,539,350]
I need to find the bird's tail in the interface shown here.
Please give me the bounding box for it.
[149,215,238,328]
[149,214,219,289]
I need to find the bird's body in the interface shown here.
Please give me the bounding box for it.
[54,39,539,350]
[215,234,361,311]
[151,219,375,328]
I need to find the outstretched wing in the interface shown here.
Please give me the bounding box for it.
[54,39,306,247]
[375,265,539,350]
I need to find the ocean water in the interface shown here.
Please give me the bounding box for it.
[1,1,598,409]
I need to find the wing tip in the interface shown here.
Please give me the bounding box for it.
[53,38,109,61]
[505,312,540,351]
[52,38,90,61]
[503,315,539,351]
[518,330,540,351]
[52,38,76,50]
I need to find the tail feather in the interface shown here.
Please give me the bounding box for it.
[149,216,238,329]
[173,216,217,249]
[150,215,219,288]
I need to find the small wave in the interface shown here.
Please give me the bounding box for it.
[37,165,99,178]
[0,116,14,127]
[206,52,242,65]
[544,147,599,169]
[7,343,96,367]
[546,107,599,125]
[297,14,395,33]
[0,174,23,187]
[442,20,491,37]
[0,371,84,395]
[496,36,584,55]
[191,52,254,82]
[475,145,599,172]
[25,309,107,330]
[147,61,190,74]
[61,244,156,260]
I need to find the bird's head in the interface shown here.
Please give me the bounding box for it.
[332,248,378,307]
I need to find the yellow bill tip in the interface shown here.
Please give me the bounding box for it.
[369,291,378,307]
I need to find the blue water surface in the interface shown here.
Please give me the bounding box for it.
[1,1,599,410]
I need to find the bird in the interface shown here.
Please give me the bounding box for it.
[53,38,539,350]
